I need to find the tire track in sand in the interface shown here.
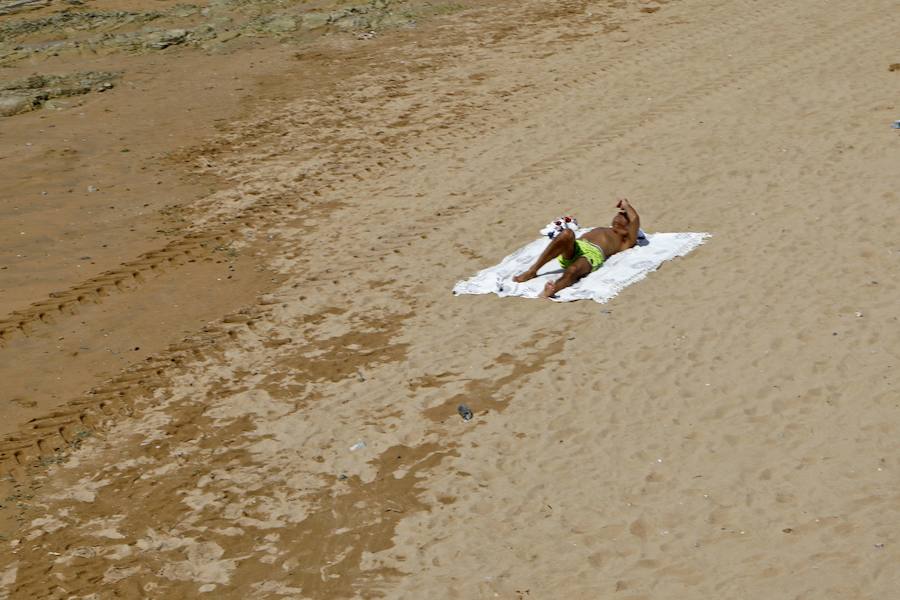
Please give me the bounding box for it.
[0,0,810,473]
[2,0,890,476]
[0,0,804,346]
[1,3,895,480]
[367,0,897,254]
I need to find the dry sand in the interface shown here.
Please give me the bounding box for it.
[1,0,899,598]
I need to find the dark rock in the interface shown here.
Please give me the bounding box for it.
[146,29,189,49]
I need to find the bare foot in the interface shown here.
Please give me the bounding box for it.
[513,270,536,283]
[539,281,556,298]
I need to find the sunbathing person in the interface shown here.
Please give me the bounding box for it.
[513,199,641,297]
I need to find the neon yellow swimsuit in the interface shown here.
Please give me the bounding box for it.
[558,239,605,271]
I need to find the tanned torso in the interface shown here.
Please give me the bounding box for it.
[579,227,634,258]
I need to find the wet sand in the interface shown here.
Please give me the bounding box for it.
[1,0,899,597]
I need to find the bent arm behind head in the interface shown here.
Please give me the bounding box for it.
[618,199,641,246]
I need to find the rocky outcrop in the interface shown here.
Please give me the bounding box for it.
[0,71,119,117]
[0,0,461,112]
[0,0,49,16]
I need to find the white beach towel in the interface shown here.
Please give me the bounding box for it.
[452,229,710,303]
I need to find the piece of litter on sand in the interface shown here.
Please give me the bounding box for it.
[349,441,366,451]
[457,404,473,421]
[893,120,900,129]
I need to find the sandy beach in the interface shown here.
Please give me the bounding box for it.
[1,0,899,597]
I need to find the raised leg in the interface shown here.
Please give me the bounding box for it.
[540,257,591,298]
[513,229,577,283]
